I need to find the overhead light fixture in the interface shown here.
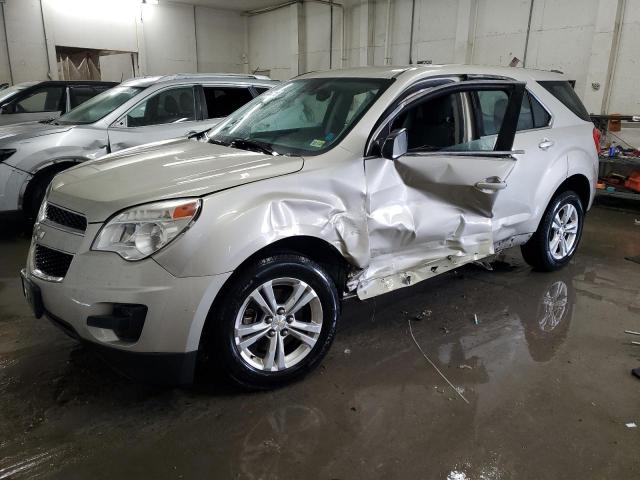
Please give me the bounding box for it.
[142,0,158,4]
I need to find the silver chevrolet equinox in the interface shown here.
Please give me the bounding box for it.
[21,65,598,388]
[0,73,276,220]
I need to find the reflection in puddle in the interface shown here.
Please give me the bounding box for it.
[239,404,325,480]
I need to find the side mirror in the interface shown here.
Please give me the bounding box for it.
[381,128,408,160]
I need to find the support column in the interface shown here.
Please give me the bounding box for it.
[583,0,622,114]
[290,2,302,76]
[454,0,477,65]
[359,0,373,66]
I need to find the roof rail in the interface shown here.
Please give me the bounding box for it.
[161,73,272,81]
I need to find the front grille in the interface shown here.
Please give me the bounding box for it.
[45,204,87,233]
[34,245,73,279]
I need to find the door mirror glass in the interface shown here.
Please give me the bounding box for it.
[382,128,408,160]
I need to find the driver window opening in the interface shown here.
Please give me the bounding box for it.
[385,88,521,154]
[127,87,195,127]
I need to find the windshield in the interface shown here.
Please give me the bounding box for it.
[207,77,392,156]
[56,86,144,125]
[0,82,36,105]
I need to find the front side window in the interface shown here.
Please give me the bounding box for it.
[57,86,143,125]
[208,78,391,156]
[0,82,36,106]
[126,87,196,127]
[14,86,64,113]
[390,92,467,151]
[203,87,253,119]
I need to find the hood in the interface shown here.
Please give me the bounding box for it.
[0,121,73,142]
[49,138,304,222]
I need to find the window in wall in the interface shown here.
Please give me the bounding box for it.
[14,86,64,113]
[127,87,195,127]
[203,87,254,119]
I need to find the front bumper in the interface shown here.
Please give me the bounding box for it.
[24,222,232,383]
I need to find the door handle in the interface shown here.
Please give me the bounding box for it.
[538,138,554,150]
[475,180,507,191]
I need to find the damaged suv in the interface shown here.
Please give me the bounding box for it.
[21,66,598,388]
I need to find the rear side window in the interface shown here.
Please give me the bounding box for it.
[476,90,550,134]
[203,87,253,118]
[538,81,590,121]
[529,93,551,128]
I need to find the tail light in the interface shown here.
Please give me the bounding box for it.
[592,127,602,153]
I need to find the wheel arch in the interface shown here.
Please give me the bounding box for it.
[21,159,84,212]
[554,173,591,212]
[194,235,356,361]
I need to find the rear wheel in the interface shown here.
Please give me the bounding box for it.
[209,253,339,389]
[521,191,584,271]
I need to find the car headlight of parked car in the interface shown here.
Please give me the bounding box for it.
[92,198,201,261]
[0,148,16,163]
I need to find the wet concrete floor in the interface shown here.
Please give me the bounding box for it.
[1,204,639,479]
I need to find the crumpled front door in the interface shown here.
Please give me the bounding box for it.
[356,80,525,298]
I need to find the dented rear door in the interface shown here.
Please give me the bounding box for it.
[360,80,525,297]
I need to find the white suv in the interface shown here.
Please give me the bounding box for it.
[0,74,276,219]
[21,65,598,388]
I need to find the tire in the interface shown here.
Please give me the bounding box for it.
[24,170,58,221]
[521,190,584,271]
[208,253,340,390]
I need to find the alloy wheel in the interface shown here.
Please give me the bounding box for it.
[234,277,323,372]
[548,203,579,260]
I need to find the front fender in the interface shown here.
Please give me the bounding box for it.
[153,155,369,277]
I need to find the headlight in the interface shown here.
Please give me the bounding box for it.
[35,184,52,224]
[0,149,16,163]
[92,198,201,261]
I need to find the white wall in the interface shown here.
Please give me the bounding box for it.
[245,0,640,115]
[43,0,139,52]
[1,0,50,82]
[248,6,296,80]
[0,0,638,116]
[0,7,12,84]
[142,2,198,75]
[0,0,246,82]
[196,7,247,74]
[608,0,640,114]
[99,53,135,82]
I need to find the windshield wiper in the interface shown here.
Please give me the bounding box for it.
[208,137,229,147]
[229,138,278,156]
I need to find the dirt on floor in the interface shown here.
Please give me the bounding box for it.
[0,204,639,480]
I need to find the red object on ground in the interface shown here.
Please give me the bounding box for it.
[625,170,640,193]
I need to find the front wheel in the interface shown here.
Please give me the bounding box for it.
[521,191,585,271]
[208,254,340,389]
